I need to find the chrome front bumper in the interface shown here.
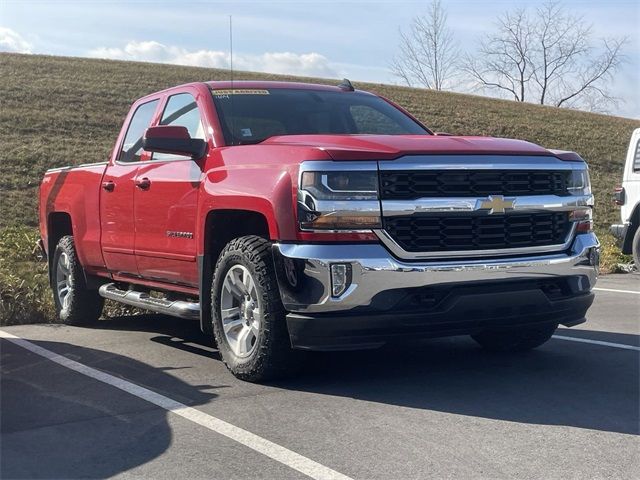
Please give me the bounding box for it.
[272,233,600,314]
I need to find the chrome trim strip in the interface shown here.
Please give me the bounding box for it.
[381,194,594,216]
[46,161,108,173]
[377,155,587,170]
[310,199,381,215]
[373,224,578,259]
[299,160,378,174]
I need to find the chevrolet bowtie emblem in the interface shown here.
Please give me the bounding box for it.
[477,195,516,214]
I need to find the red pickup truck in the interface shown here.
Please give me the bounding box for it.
[39,80,599,381]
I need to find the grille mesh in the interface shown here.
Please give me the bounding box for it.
[383,212,571,253]
[380,170,569,199]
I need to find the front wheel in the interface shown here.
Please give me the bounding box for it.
[52,235,104,325]
[211,236,300,382]
[471,323,558,352]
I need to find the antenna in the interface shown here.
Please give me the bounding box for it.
[229,15,236,144]
[229,15,234,86]
[338,78,354,91]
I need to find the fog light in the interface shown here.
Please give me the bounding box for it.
[330,263,352,297]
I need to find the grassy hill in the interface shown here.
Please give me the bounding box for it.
[0,52,638,324]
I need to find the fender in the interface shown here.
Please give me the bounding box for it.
[195,165,299,254]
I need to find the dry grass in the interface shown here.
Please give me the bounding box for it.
[0,52,637,324]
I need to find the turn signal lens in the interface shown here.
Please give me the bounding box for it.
[570,208,593,233]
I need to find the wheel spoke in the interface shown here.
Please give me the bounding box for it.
[56,262,67,280]
[250,321,260,338]
[242,270,253,294]
[224,275,244,300]
[223,317,244,335]
[221,306,240,321]
[234,269,248,295]
[236,326,254,356]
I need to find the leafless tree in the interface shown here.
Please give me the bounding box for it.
[390,0,458,90]
[464,8,533,102]
[465,1,627,111]
[532,2,626,108]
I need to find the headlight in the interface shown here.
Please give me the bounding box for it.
[300,171,378,200]
[298,167,381,231]
[567,169,591,196]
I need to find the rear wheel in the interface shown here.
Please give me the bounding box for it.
[211,236,300,382]
[52,236,104,325]
[471,323,558,352]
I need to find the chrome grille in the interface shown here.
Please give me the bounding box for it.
[379,170,569,200]
[382,212,571,253]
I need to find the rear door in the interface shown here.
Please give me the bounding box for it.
[100,99,159,276]
[133,92,208,287]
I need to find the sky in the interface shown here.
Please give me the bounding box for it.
[1,0,638,118]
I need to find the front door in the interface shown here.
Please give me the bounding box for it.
[133,92,206,287]
[100,99,159,276]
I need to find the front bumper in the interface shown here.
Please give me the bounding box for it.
[272,233,600,350]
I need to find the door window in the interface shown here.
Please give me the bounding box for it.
[154,93,205,161]
[633,139,640,172]
[118,100,159,163]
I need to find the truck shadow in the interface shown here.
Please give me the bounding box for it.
[278,328,639,436]
[0,336,220,479]
[93,315,639,436]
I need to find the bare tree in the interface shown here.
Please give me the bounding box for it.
[465,1,626,111]
[464,8,533,102]
[390,0,458,90]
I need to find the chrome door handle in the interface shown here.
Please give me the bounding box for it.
[135,177,151,190]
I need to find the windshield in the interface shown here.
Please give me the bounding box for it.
[211,88,430,145]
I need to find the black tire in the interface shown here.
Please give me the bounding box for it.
[632,226,640,269]
[471,323,558,352]
[211,235,300,382]
[52,235,104,325]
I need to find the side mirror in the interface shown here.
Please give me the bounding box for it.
[142,125,207,159]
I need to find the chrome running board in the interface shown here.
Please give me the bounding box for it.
[98,283,200,320]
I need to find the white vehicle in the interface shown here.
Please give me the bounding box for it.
[611,128,640,266]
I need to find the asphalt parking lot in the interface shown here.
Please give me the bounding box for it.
[1,274,638,479]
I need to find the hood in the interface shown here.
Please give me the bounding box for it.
[261,134,568,161]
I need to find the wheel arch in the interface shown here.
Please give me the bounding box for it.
[622,201,640,254]
[198,209,272,334]
[47,212,73,287]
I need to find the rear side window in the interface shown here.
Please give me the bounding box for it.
[153,93,205,161]
[118,100,159,163]
[634,139,640,172]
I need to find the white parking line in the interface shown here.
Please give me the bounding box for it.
[594,287,640,295]
[553,335,640,351]
[0,330,353,480]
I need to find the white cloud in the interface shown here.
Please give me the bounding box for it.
[87,40,338,78]
[0,27,33,54]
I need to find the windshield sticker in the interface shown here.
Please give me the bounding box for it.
[240,128,253,137]
[213,89,270,98]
